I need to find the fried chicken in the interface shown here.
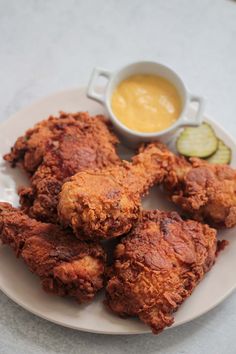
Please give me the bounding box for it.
[58,142,174,240]
[0,202,106,303]
[164,156,236,228]
[105,210,218,334]
[4,112,120,223]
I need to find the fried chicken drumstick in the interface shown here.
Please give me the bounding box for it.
[58,143,174,240]
[105,210,217,334]
[0,203,106,303]
[164,156,236,228]
[4,112,120,223]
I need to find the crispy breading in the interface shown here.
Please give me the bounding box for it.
[105,210,217,334]
[4,112,120,223]
[58,142,175,240]
[164,157,236,228]
[0,203,106,303]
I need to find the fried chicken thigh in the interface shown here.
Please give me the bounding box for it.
[4,112,120,223]
[0,203,106,303]
[164,156,236,228]
[105,210,217,334]
[58,143,174,240]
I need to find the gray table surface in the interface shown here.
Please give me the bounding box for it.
[0,0,236,353]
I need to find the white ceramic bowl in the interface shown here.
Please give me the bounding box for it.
[87,61,205,147]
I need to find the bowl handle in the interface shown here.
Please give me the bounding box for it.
[180,94,205,127]
[87,67,112,104]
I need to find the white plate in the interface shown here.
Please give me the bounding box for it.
[0,88,235,335]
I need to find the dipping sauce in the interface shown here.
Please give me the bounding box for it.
[111,74,182,133]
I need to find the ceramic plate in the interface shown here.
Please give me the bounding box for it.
[0,88,235,335]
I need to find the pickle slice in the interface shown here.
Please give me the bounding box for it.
[206,139,231,165]
[176,123,218,158]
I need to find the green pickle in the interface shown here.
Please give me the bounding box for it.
[176,123,218,158]
[206,139,231,165]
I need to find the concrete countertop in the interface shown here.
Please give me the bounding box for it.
[0,0,235,353]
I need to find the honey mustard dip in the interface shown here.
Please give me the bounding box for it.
[111,74,182,133]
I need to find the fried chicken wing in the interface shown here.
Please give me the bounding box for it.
[0,202,106,303]
[4,112,120,223]
[4,112,82,173]
[164,156,236,228]
[58,143,174,240]
[105,210,218,334]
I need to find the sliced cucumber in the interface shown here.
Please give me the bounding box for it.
[206,139,231,165]
[176,123,218,158]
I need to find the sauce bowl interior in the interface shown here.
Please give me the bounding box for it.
[106,61,187,135]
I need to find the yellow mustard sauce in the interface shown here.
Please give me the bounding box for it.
[111,74,182,133]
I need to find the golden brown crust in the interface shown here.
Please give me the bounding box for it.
[4,112,119,171]
[0,202,106,303]
[58,142,175,240]
[4,112,120,223]
[105,210,217,334]
[164,157,236,228]
[4,113,80,173]
[58,166,141,240]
